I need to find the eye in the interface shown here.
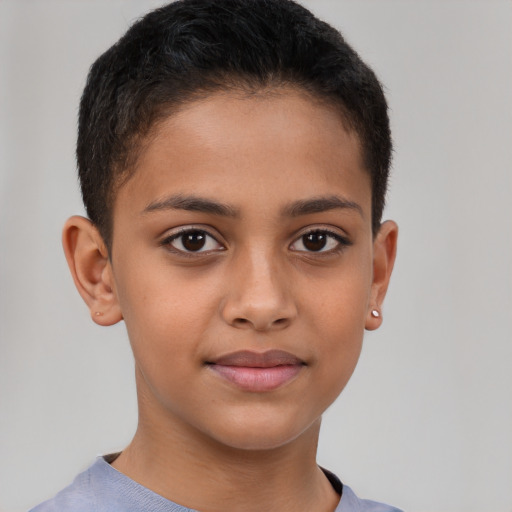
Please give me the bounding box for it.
[289,229,350,253]
[162,229,224,254]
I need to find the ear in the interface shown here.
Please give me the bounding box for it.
[365,220,398,331]
[62,216,123,326]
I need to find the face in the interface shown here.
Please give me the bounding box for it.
[107,89,386,451]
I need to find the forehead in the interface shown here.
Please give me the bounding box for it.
[115,88,370,219]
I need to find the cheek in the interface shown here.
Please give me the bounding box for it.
[115,250,212,318]
[307,261,371,330]
[302,264,370,375]
[309,302,365,410]
[316,305,365,377]
[113,261,222,361]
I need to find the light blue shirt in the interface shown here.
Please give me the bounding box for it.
[30,456,403,512]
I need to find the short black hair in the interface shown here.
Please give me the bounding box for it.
[77,0,391,249]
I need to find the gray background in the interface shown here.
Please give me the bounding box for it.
[1,1,511,511]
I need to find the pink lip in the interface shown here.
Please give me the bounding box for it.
[207,350,305,392]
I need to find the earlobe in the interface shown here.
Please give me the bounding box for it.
[62,216,123,326]
[365,220,398,331]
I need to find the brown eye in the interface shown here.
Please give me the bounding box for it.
[302,232,327,251]
[165,229,224,254]
[290,229,350,253]
[182,232,206,251]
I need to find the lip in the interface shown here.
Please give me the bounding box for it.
[206,350,305,392]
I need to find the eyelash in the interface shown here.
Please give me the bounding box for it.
[159,227,352,256]
[289,229,352,255]
[160,228,224,256]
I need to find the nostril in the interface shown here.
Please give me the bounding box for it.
[231,317,289,330]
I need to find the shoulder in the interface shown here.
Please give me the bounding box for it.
[337,484,404,512]
[29,455,196,512]
[29,459,102,512]
[321,468,403,512]
[29,462,97,512]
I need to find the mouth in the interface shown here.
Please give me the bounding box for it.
[206,349,305,392]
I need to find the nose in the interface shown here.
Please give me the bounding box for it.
[220,249,297,332]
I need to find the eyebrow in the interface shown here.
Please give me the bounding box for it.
[282,195,364,218]
[143,194,239,217]
[142,193,363,219]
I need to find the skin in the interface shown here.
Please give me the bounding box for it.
[63,88,397,512]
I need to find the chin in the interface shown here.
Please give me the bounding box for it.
[202,410,320,453]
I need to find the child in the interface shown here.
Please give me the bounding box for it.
[31,0,400,510]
